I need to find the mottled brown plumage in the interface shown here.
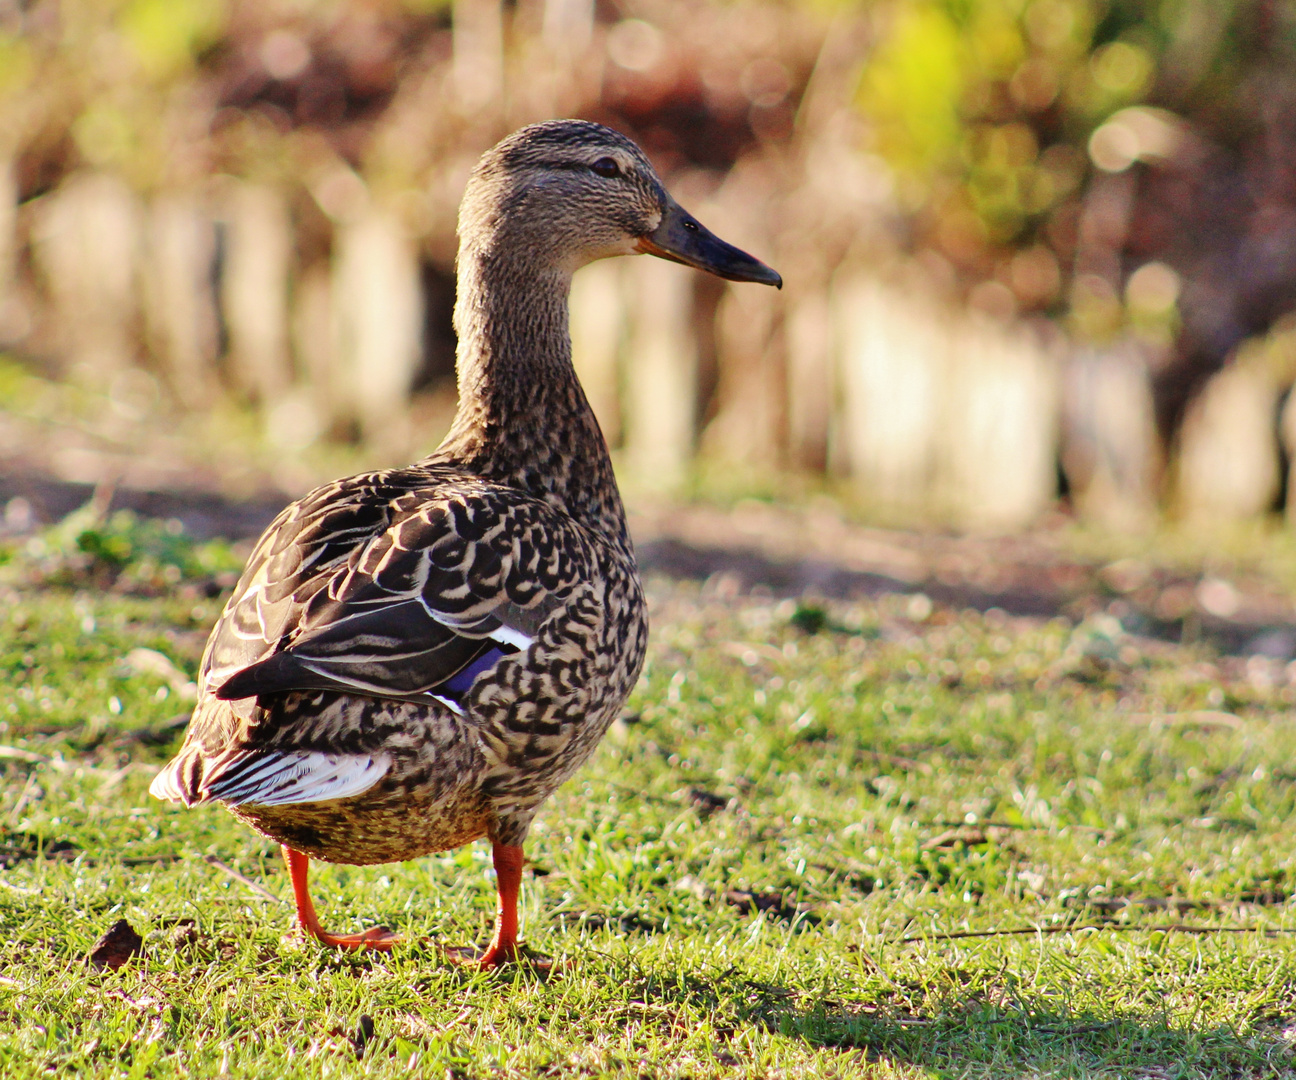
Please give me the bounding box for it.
[150,119,779,962]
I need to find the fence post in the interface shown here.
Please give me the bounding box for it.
[785,290,833,472]
[704,281,784,467]
[623,256,695,488]
[292,262,339,436]
[1061,342,1159,530]
[221,181,293,405]
[144,193,220,409]
[834,275,941,516]
[31,171,142,383]
[570,260,624,448]
[0,158,26,347]
[938,315,1060,530]
[332,209,423,455]
[1177,361,1281,522]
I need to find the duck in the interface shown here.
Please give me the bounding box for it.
[149,119,781,966]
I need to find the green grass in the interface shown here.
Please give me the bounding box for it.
[5,545,1296,1076]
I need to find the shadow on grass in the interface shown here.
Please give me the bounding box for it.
[624,967,1291,1077]
[772,999,1291,1077]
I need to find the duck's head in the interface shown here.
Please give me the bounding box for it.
[459,119,782,288]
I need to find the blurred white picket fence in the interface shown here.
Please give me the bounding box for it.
[6,166,1289,531]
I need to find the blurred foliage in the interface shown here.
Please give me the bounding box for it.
[2,502,244,594]
[858,0,1296,325]
[1,0,1294,392]
[118,0,228,82]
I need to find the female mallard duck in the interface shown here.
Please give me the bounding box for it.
[150,120,781,965]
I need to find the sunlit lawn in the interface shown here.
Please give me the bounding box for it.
[4,526,1296,1077]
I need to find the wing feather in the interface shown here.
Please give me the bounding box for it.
[202,751,393,806]
[199,469,583,708]
[153,467,604,812]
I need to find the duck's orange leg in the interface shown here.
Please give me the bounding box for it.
[477,843,524,967]
[282,846,401,951]
[440,842,525,968]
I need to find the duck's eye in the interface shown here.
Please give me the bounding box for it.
[590,157,621,179]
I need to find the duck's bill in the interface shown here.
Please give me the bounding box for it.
[636,203,782,288]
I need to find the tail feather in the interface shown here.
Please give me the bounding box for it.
[203,750,392,806]
[148,751,207,806]
[149,746,390,808]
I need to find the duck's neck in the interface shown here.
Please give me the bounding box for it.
[431,246,630,550]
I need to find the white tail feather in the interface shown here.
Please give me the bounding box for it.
[203,751,392,807]
[148,761,189,804]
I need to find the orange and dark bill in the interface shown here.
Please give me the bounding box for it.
[636,200,782,288]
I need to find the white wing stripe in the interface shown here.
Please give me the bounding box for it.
[209,751,393,807]
[488,625,533,651]
[413,595,535,651]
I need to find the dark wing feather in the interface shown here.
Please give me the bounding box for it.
[199,467,581,706]
[214,601,499,701]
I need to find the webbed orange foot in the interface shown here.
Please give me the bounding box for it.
[312,926,402,952]
[438,942,560,972]
[439,943,520,969]
[282,846,401,952]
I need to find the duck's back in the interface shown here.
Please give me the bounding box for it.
[151,462,647,863]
